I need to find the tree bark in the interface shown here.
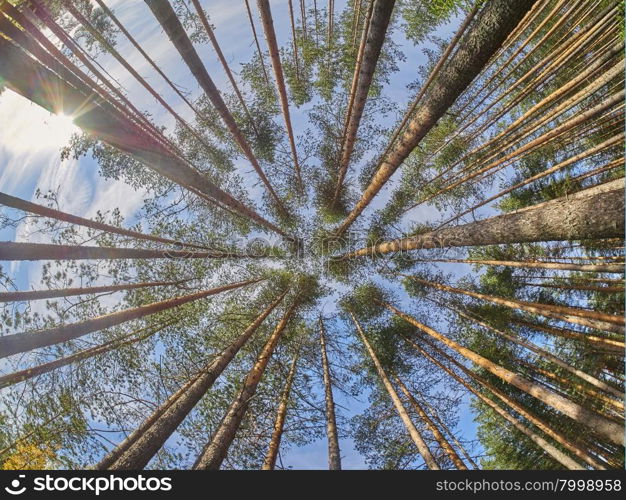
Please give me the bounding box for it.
[399,274,624,335]
[334,0,538,235]
[144,0,286,214]
[0,279,185,303]
[0,279,261,359]
[350,312,440,469]
[0,37,295,241]
[0,242,260,261]
[405,335,592,470]
[0,192,211,251]
[262,350,300,470]
[333,0,395,206]
[393,373,468,470]
[101,290,287,470]
[384,302,624,446]
[0,319,177,389]
[256,0,303,193]
[342,180,624,259]
[193,299,299,469]
[319,317,341,469]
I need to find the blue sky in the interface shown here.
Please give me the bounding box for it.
[0,0,487,469]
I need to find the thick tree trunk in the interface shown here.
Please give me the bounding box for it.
[319,317,341,469]
[0,38,294,241]
[0,279,261,359]
[256,0,303,193]
[393,373,468,470]
[0,242,259,261]
[406,336,592,470]
[350,312,440,469]
[144,0,286,214]
[262,350,300,470]
[385,303,624,446]
[400,274,624,335]
[333,0,395,205]
[342,180,625,258]
[193,300,299,469]
[0,280,184,303]
[334,0,538,235]
[100,291,287,470]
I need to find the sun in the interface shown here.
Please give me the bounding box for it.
[45,113,79,146]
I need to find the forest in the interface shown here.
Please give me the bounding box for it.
[0,0,623,471]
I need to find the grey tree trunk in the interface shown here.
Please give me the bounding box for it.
[319,317,342,469]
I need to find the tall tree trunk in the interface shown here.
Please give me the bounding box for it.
[399,274,624,335]
[513,318,625,352]
[417,393,479,469]
[392,373,468,470]
[0,319,177,389]
[190,0,260,136]
[342,180,624,259]
[0,279,186,303]
[412,257,625,274]
[520,281,625,294]
[256,0,303,193]
[0,192,211,251]
[193,300,299,469]
[448,305,624,399]
[0,279,261,359]
[384,302,624,446]
[288,0,301,83]
[405,335,592,470]
[262,350,300,470]
[0,242,260,261]
[144,0,287,214]
[244,0,270,85]
[0,37,295,241]
[319,317,341,469]
[349,312,440,469]
[99,290,287,470]
[333,0,395,206]
[92,0,199,115]
[334,0,538,235]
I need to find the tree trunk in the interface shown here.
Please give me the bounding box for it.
[256,0,303,193]
[384,302,624,446]
[0,242,260,261]
[417,256,625,274]
[0,279,185,303]
[0,38,295,241]
[262,350,300,470]
[193,300,299,469]
[333,0,395,206]
[0,319,177,389]
[513,318,625,352]
[450,306,624,399]
[405,335,592,470]
[399,274,624,335]
[0,279,261,359]
[0,192,211,250]
[334,0,538,235]
[144,0,287,214]
[319,317,341,469]
[244,0,270,85]
[342,180,624,259]
[393,373,468,470]
[350,312,440,469]
[99,290,287,470]
[190,0,260,136]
